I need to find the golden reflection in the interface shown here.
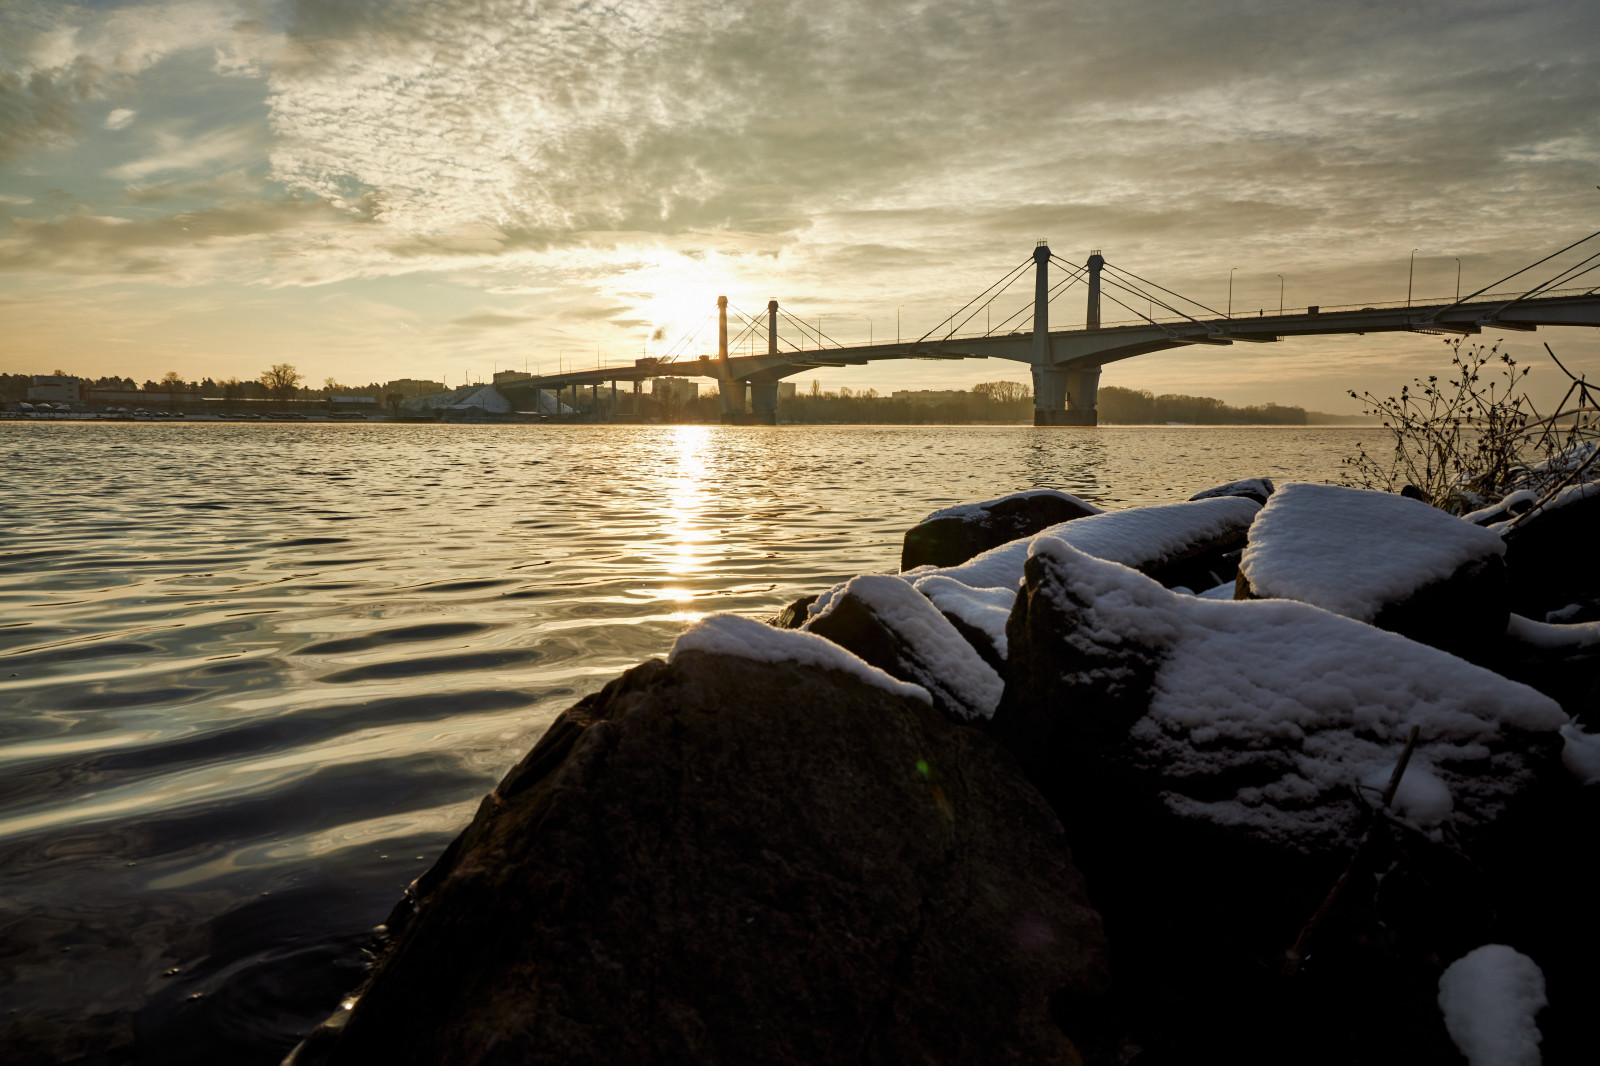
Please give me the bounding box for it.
[651,425,713,606]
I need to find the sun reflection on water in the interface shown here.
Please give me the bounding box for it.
[653,424,713,620]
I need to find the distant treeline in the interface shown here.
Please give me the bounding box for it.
[767,381,1363,425]
[1,368,444,404]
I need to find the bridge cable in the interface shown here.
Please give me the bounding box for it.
[915,256,1036,345]
[1094,267,1215,330]
[1095,260,1228,319]
[941,258,1041,339]
[986,270,1084,335]
[1480,249,1600,317]
[1425,227,1600,320]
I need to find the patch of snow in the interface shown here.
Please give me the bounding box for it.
[1198,582,1238,600]
[1028,536,1566,849]
[1544,603,1584,623]
[1488,477,1600,535]
[1189,477,1274,502]
[1463,488,1539,525]
[1358,759,1454,825]
[912,575,1016,659]
[804,575,1002,719]
[1560,724,1600,785]
[1240,483,1505,622]
[931,496,1258,592]
[922,488,1102,523]
[1506,613,1600,648]
[671,613,931,704]
[1437,945,1547,1066]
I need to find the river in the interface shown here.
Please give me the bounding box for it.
[0,422,1369,1063]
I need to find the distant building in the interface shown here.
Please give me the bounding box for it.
[778,382,798,401]
[651,377,698,405]
[402,384,513,415]
[891,389,968,406]
[28,375,81,404]
[329,395,377,406]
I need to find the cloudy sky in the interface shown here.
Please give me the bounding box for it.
[2,0,1598,408]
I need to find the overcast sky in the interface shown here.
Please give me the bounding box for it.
[3,0,1598,408]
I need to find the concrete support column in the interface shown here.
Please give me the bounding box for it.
[716,295,740,416]
[533,387,543,415]
[610,380,617,419]
[1086,251,1105,330]
[750,382,779,423]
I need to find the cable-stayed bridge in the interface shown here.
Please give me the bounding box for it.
[499,231,1600,426]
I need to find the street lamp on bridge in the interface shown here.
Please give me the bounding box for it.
[1407,248,1419,307]
[897,306,902,345]
[1227,267,1238,319]
[866,317,873,345]
[1455,257,1462,302]
[1277,274,1284,315]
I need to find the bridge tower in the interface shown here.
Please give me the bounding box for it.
[746,299,781,422]
[1030,243,1100,426]
[715,295,745,416]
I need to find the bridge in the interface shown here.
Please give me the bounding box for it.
[498,232,1600,426]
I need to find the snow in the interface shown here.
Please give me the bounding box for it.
[1189,477,1274,502]
[1487,477,1600,535]
[671,613,931,703]
[930,496,1258,592]
[1239,483,1506,622]
[1463,488,1539,525]
[1560,725,1600,785]
[1198,582,1238,600]
[922,488,1102,523]
[911,575,1017,658]
[1505,613,1600,648]
[1358,759,1454,825]
[1027,536,1566,849]
[1437,945,1547,1066]
[803,575,1003,719]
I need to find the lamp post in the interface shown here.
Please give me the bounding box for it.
[1454,257,1461,302]
[1276,274,1284,315]
[1227,267,1238,319]
[866,317,873,345]
[1407,248,1418,307]
[897,305,902,345]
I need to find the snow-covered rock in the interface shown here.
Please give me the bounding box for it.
[1189,476,1275,506]
[1437,945,1547,1066]
[930,496,1259,594]
[900,488,1101,570]
[998,537,1565,853]
[1238,482,1510,657]
[910,574,1014,669]
[803,575,1004,721]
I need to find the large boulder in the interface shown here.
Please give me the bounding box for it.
[1237,482,1510,658]
[910,574,1016,671]
[994,536,1569,1063]
[1487,480,1600,621]
[804,575,1004,722]
[929,495,1259,595]
[291,616,1107,1066]
[900,489,1100,571]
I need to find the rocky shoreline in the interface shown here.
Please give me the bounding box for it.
[288,476,1600,1065]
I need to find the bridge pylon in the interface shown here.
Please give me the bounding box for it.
[1031,241,1099,426]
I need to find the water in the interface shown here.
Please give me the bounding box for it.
[0,422,1366,1063]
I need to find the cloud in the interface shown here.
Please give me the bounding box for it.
[108,120,263,180]
[450,312,532,328]
[104,107,136,129]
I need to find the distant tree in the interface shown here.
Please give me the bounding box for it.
[259,363,303,401]
[972,380,1031,404]
[160,371,184,387]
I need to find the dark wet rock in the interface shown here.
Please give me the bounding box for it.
[1480,614,1600,727]
[292,644,1107,1066]
[992,537,1571,1064]
[1188,476,1275,506]
[768,593,817,629]
[1236,483,1510,659]
[900,489,1100,571]
[1498,481,1600,621]
[804,575,1003,722]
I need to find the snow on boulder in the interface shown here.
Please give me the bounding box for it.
[930,496,1259,595]
[1237,482,1510,658]
[676,613,930,704]
[1189,476,1275,506]
[804,575,1003,721]
[1437,945,1547,1066]
[900,489,1101,571]
[997,536,1566,854]
[912,574,1015,668]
